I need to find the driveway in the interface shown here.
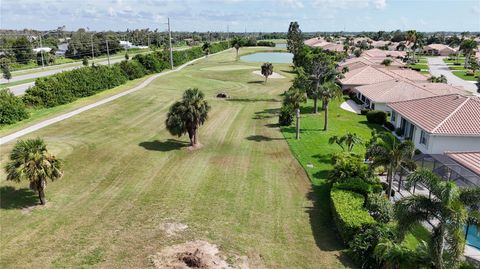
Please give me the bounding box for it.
[427,57,478,95]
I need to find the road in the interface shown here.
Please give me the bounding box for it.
[428,57,479,95]
[0,49,227,145]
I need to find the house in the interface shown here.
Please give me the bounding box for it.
[354,80,466,111]
[362,48,407,59]
[55,43,68,56]
[388,94,480,154]
[33,47,52,53]
[339,65,401,90]
[119,40,149,50]
[423,44,457,56]
[304,37,326,47]
[446,151,480,177]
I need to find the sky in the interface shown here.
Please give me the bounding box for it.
[1,0,479,32]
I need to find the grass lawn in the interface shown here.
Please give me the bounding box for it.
[0,47,352,268]
[407,63,428,70]
[452,71,480,81]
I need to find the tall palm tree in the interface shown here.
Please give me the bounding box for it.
[405,30,418,62]
[231,37,243,59]
[395,169,480,269]
[283,87,306,109]
[366,132,415,200]
[307,60,330,114]
[459,39,477,69]
[261,62,273,84]
[202,42,211,58]
[320,81,342,131]
[5,138,63,205]
[165,88,211,146]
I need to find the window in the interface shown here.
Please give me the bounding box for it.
[419,130,429,146]
[391,111,396,122]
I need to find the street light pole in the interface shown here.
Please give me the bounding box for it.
[167,17,173,69]
[106,39,110,66]
[39,35,45,69]
[90,33,95,64]
[295,108,300,140]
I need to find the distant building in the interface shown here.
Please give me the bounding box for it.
[119,40,148,49]
[33,47,52,53]
[423,44,457,56]
[55,43,68,56]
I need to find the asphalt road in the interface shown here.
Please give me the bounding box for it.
[428,57,479,95]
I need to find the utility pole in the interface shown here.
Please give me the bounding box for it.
[106,39,111,66]
[168,17,173,69]
[90,33,95,63]
[147,35,150,49]
[227,24,229,40]
[295,108,300,140]
[39,35,45,69]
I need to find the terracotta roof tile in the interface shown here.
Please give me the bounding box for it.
[388,95,480,136]
[446,151,480,175]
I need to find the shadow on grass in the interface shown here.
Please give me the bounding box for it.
[247,80,265,84]
[305,184,355,267]
[252,108,280,120]
[280,69,296,74]
[264,123,279,128]
[246,135,284,142]
[227,98,280,103]
[282,126,323,133]
[138,139,189,152]
[0,186,38,209]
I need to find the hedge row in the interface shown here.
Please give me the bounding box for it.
[0,89,29,125]
[21,41,230,109]
[330,189,375,243]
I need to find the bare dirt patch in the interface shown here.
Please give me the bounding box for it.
[186,143,204,151]
[160,222,188,237]
[150,241,257,269]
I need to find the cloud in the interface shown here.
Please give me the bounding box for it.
[373,0,386,10]
[280,0,304,8]
[313,0,386,10]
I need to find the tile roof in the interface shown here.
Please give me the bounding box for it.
[423,44,457,52]
[388,94,480,136]
[304,37,326,46]
[355,80,468,103]
[388,69,429,82]
[340,65,400,85]
[446,151,480,175]
[362,48,406,58]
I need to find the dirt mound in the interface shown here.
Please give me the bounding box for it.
[150,241,254,269]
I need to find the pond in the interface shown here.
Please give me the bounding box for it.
[240,52,293,64]
[275,43,287,48]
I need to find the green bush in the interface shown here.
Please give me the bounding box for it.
[360,108,371,115]
[133,53,165,73]
[257,41,276,47]
[330,189,376,243]
[328,153,370,183]
[384,121,395,131]
[278,105,294,126]
[348,224,395,269]
[0,89,29,125]
[366,110,386,125]
[365,193,393,223]
[119,60,147,80]
[333,178,382,196]
[24,65,128,107]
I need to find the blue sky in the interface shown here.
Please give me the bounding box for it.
[1,0,479,32]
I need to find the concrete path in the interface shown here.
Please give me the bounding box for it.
[0,49,229,145]
[427,57,478,95]
[340,100,361,114]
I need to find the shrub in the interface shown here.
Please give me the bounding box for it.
[333,178,382,196]
[366,110,386,125]
[365,193,393,223]
[278,105,294,126]
[133,54,165,73]
[330,189,376,243]
[348,224,395,269]
[360,108,371,115]
[395,127,403,136]
[119,60,147,80]
[328,153,370,183]
[0,89,29,125]
[257,41,276,47]
[384,121,395,131]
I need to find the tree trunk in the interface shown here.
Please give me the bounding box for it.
[433,226,445,269]
[236,48,239,59]
[313,97,318,114]
[387,166,393,200]
[323,100,329,131]
[38,188,46,205]
[188,129,194,146]
[193,125,199,146]
[265,76,268,84]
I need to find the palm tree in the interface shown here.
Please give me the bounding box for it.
[405,30,418,62]
[283,87,306,109]
[374,239,431,269]
[328,132,362,152]
[231,37,243,59]
[307,60,329,114]
[202,42,211,58]
[459,39,477,69]
[5,138,63,205]
[366,132,415,200]
[320,81,342,131]
[395,169,480,269]
[261,62,273,84]
[165,88,211,146]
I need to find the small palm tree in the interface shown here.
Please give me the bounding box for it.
[395,169,480,269]
[366,132,415,200]
[5,138,63,205]
[374,239,431,269]
[329,132,363,152]
[231,37,243,59]
[261,62,273,84]
[165,88,210,146]
[320,81,342,131]
[202,42,211,58]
